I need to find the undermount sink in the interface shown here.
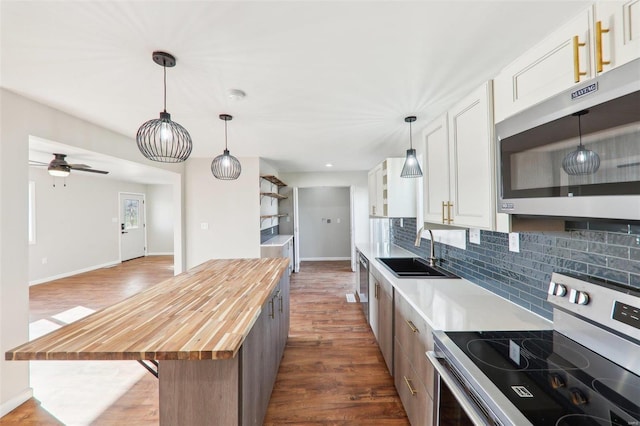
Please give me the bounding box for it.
[376,257,459,279]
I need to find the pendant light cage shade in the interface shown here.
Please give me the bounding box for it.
[211,149,242,180]
[562,145,601,175]
[137,112,193,163]
[562,109,600,176]
[136,51,193,163]
[211,114,242,180]
[401,116,423,178]
[401,148,423,178]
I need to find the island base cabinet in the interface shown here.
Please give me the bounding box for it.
[394,339,433,425]
[159,358,239,426]
[159,273,290,426]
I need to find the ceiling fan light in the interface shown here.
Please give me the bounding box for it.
[211,149,242,180]
[401,148,423,178]
[48,165,70,177]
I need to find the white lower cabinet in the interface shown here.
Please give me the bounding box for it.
[369,271,394,375]
[423,81,498,230]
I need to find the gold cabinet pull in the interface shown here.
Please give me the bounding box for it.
[405,319,419,333]
[269,298,275,319]
[596,21,610,73]
[447,202,453,224]
[403,376,417,396]
[573,35,587,82]
[441,201,446,224]
[375,283,379,299]
[279,295,283,313]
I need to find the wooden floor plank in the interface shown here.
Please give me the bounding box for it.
[2,257,408,425]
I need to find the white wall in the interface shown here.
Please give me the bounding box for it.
[28,168,147,283]
[185,157,260,269]
[146,184,174,255]
[279,171,369,246]
[298,187,351,259]
[0,89,185,416]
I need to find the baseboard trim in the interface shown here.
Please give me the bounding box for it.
[0,387,33,417]
[301,257,351,261]
[29,260,120,286]
[147,252,174,256]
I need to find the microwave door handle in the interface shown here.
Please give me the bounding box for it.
[427,351,490,426]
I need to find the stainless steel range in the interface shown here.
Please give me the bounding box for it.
[429,273,640,425]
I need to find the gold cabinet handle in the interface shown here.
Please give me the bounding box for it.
[441,201,446,224]
[375,283,379,299]
[596,21,610,73]
[403,376,417,396]
[269,298,275,319]
[279,295,283,313]
[447,202,453,224]
[405,319,419,333]
[573,35,587,82]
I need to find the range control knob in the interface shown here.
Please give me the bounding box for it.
[569,289,590,305]
[549,373,566,389]
[548,282,567,297]
[569,388,588,406]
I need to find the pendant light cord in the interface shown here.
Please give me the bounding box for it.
[163,63,167,113]
[409,120,413,149]
[577,113,583,147]
[225,118,228,150]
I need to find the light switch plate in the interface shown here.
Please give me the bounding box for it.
[469,228,480,245]
[200,222,209,230]
[509,232,520,253]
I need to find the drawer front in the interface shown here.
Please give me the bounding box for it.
[395,293,434,399]
[394,338,434,425]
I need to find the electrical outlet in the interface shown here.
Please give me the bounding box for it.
[327,219,331,224]
[400,218,404,228]
[336,218,341,224]
[509,233,520,253]
[271,228,275,234]
[200,222,209,230]
[469,228,481,245]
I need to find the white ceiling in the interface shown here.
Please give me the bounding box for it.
[2,1,590,175]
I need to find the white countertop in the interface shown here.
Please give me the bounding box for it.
[356,242,551,332]
[261,234,293,247]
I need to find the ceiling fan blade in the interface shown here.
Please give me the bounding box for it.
[68,163,90,168]
[72,167,109,175]
[29,160,48,166]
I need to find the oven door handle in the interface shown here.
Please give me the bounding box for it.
[427,351,490,426]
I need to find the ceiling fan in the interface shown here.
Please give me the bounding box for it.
[29,153,109,177]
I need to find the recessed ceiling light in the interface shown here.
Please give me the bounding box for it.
[325,163,333,168]
[228,89,246,100]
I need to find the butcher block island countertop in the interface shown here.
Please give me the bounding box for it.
[6,257,290,362]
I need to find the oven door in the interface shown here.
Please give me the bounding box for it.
[427,351,497,425]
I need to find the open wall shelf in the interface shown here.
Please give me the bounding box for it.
[260,175,287,187]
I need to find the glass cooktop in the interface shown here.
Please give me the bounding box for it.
[445,330,640,426]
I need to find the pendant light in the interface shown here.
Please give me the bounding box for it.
[136,51,192,163]
[562,110,600,176]
[400,116,423,178]
[211,114,241,180]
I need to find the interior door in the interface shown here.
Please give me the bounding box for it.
[120,193,146,261]
[293,187,300,273]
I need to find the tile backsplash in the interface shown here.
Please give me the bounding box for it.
[260,225,279,243]
[391,218,640,320]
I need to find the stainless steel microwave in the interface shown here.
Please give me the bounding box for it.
[496,58,640,221]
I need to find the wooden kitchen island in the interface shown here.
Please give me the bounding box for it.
[6,257,291,426]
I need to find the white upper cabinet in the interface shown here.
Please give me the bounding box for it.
[423,81,497,230]
[494,8,593,123]
[595,1,640,70]
[368,158,416,218]
[494,3,640,123]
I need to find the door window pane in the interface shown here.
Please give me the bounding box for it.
[124,199,139,230]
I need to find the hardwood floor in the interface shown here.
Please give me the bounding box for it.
[2,258,408,425]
